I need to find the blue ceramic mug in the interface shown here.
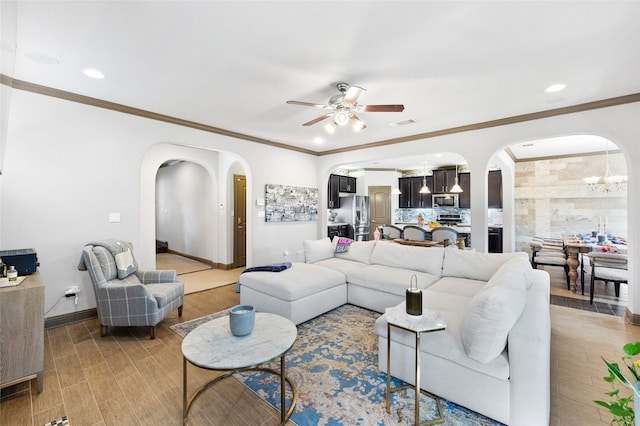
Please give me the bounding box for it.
[229,305,255,336]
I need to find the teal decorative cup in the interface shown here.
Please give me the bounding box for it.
[229,305,255,336]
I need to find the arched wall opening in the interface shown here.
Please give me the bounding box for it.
[139,143,251,270]
[156,160,214,261]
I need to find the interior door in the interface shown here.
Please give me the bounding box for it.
[368,186,391,239]
[233,174,247,268]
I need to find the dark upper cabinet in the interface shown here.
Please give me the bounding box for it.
[329,174,357,208]
[328,174,340,208]
[339,176,356,193]
[398,176,432,208]
[458,172,471,208]
[398,177,413,208]
[432,169,458,193]
[488,170,503,208]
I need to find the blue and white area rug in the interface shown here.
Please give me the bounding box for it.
[170,304,504,426]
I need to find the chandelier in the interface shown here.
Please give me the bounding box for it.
[583,148,627,193]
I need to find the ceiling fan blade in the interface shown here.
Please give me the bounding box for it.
[350,114,367,132]
[302,113,334,126]
[342,86,366,107]
[360,104,405,112]
[287,100,331,109]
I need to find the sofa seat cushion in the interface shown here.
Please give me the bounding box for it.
[347,265,440,296]
[314,257,369,275]
[425,277,486,298]
[370,242,444,276]
[238,262,345,302]
[375,298,510,380]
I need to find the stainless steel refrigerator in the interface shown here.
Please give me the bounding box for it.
[335,195,370,241]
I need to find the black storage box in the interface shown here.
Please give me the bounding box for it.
[0,248,39,275]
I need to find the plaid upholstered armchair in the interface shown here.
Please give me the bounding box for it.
[79,240,184,339]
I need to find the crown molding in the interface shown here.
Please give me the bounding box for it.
[2,74,638,158]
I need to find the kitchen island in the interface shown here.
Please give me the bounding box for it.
[393,223,471,246]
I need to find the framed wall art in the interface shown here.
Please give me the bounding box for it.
[264,184,318,222]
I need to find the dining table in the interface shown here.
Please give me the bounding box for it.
[562,234,628,292]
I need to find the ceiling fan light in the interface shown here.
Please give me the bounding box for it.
[324,121,337,134]
[334,110,350,126]
[350,116,366,132]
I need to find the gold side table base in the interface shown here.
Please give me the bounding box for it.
[183,355,297,425]
[385,321,446,426]
[387,384,444,426]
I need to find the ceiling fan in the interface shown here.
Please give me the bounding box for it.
[286,83,404,133]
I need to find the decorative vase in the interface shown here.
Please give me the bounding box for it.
[405,274,422,316]
[229,305,255,336]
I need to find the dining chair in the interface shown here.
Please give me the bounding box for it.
[431,227,459,246]
[402,225,428,241]
[381,224,403,239]
[587,252,627,304]
[530,238,569,288]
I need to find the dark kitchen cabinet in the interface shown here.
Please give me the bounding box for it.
[432,169,458,193]
[398,178,412,208]
[488,170,503,208]
[488,227,503,253]
[328,224,350,240]
[398,176,432,208]
[328,174,340,208]
[339,176,356,193]
[458,172,471,208]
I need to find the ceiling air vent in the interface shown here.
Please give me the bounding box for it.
[389,118,416,127]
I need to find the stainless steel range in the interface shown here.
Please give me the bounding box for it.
[437,213,462,226]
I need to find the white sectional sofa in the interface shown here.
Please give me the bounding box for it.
[238,238,551,425]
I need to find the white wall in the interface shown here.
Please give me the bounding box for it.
[2,90,320,318]
[156,160,214,260]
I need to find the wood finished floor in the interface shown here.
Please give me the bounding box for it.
[1,263,638,425]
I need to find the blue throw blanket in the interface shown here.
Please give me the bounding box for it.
[235,262,292,293]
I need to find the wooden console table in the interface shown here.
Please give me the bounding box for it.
[0,272,44,393]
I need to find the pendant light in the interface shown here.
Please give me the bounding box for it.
[450,164,463,193]
[419,162,431,194]
[391,165,402,195]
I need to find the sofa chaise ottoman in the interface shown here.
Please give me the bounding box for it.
[239,262,347,325]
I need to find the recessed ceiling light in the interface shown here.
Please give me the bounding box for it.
[313,137,324,145]
[82,68,105,79]
[545,83,566,93]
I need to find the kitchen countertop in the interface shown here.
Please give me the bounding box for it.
[327,222,349,226]
[395,223,471,234]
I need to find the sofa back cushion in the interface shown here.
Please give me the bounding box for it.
[370,242,444,276]
[442,246,530,282]
[303,238,335,263]
[460,257,527,363]
[334,240,376,265]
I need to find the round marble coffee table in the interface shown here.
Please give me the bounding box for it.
[181,312,297,425]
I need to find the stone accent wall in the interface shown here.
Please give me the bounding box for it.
[515,153,627,252]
